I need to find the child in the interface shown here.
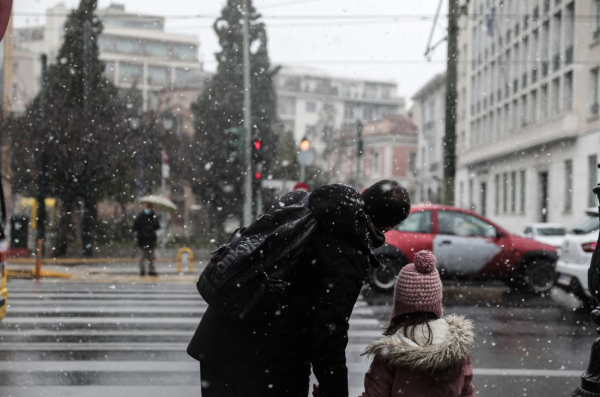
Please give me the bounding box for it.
[315,250,475,397]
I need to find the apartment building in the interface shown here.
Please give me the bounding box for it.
[332,113,418,194]
[274,66,405,172]
[12,3,202,113]
[412,72,446,204]
[455,0,600,233]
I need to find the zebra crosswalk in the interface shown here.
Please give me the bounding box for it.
[0,279,383,397]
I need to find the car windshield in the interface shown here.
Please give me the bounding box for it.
[572,214,600,235]
[537,227,567,236]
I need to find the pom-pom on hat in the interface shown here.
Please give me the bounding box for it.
[391,250,443,319]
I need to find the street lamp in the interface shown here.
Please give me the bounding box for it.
[570,163,600,397]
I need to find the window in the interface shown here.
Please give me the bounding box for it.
[564,72,573,111]
[520,169,526,214]
[344,103,356,119]
[397,210,432,233]
[460,181,465,208]
[524,226,533,236]
[503,173,508,213]
[115,38,143,55]
[147,66,169,87]
[437,211,497,238]
[511,171,517,213]
[551,78,560,115]
[541,84,549,119]
[589,155,598,207]
[469,179,474,210]
[565,159,573,212]
[594,0,600,38]
[278,97,296,116]
[530,90,538,123]
[408,152,417,174]
[118,63,143,84]
[103,62,115,82]
[495,174,500,215]
[172,44,197,61]
[146,41,169,58]
[306,101,317,113]
[591,69,599,114]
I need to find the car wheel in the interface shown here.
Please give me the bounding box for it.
[520,259,555,294]
[368,256,404,293]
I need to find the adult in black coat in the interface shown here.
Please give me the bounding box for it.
[132,204,160,276]
[187,181,411,397]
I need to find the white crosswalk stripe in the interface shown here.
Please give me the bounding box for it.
[0,280,377,396]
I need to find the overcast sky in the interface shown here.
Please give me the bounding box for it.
[12,0,449,105]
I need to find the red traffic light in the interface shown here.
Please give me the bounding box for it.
[254,172,261,180]
[254,140,261,150]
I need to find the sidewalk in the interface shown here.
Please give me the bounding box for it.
[6,254,209,283]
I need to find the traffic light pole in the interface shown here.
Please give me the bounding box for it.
[36,54,47,248]
[443,0,459,206]
[242,0,253,227]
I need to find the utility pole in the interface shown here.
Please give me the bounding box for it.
[36,54,47,249]
[242,0,253,227]
[443,0,460,206]
[355,119,363,190]
[82,20,93,256]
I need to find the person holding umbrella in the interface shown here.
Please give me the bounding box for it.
[132,203,160,276]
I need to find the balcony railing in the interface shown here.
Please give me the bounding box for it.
[565,46,574,65]
[542,61,549,76]
[553,53,561,71]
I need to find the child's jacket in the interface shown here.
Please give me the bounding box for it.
[360,314,475,397]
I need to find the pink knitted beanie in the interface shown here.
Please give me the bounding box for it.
[391,250,443,319]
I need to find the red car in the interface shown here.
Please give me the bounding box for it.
[369,205,558,293]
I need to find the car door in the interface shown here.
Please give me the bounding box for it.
[433,210,502,277]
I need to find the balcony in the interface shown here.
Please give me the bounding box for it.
[542,61,549,76]
[532,68,538,83]
[553,53,561,71]
[565,46,574,65]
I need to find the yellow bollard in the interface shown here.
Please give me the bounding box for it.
[35,239,43,280]
[176,247,194,273]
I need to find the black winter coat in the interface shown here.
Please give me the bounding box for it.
[132,211,160,249]
[187,184,385,397]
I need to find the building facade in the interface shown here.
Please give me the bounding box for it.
[274,66,405,173]
[412,73,446,204]
[12,3,202,113]
[332,113,418,194]
[455,0,600,233]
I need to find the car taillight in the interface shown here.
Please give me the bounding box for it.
[582,242,597,253]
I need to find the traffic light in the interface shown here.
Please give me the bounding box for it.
[223,126,244,161]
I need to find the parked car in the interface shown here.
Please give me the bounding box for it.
[369,205,558,293]
[555,207,600,303]
[523,223,568,254]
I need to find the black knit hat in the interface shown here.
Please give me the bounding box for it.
[361,180,411,228]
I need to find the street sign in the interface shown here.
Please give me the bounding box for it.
[297,148,315,166]
[293,182,310,192]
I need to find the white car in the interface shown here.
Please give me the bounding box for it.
[523,223,568,254]
[555,208,600,302]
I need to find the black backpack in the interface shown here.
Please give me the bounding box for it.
[196,192,318,322]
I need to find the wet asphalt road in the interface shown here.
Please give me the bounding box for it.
[0,278,596,397]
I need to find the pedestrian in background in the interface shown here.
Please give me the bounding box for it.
[314,250,475,397]
[132,204,160,276]
[188,180,412,397]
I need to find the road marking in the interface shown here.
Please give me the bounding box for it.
[1,316,379,326]
[0,361,585,378]
[7,293,200,299]
[8,299,203,306]
[0,386,202,397]
[0,342,371,352]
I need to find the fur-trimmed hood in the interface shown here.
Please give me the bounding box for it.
[363,314,475,374]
